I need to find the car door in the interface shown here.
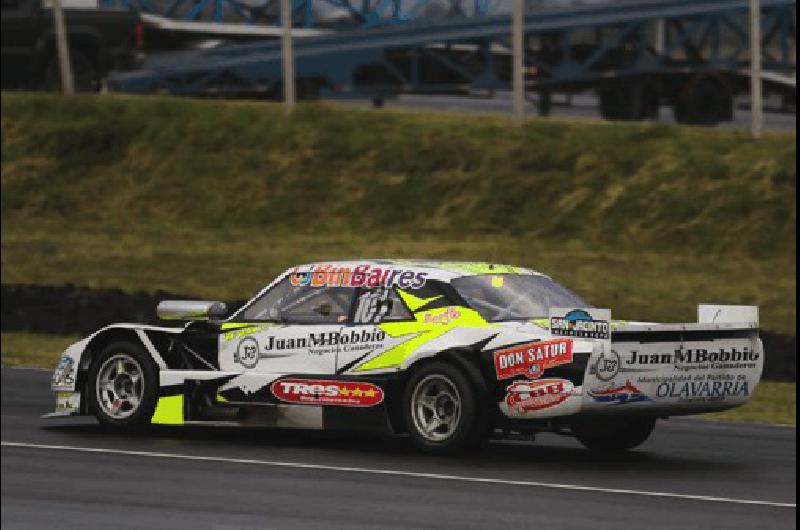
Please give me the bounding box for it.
[218,278,355,376]
[335,286,415,371]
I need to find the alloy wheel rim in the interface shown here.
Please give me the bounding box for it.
[96,354,144,419]
[411,374,461,442]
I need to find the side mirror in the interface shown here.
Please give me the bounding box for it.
[157,300,228,321]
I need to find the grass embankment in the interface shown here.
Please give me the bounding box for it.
[2,92,795,334]
[3,331,794,425]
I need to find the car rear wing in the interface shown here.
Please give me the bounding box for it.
[613,304,759,333]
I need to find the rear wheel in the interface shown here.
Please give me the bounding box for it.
[403,361,489,454]
[88,341,158,429]
[572,415,657,452]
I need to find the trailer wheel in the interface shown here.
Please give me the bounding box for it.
[673,76,732,125]
[599,82,659,121]
[572,415,657,452]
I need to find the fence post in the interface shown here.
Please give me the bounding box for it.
[281,0,296,112]
[51,0,74,94]
[749,0,763,139]
[512,0,525,125]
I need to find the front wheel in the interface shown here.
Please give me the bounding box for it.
[88,341,158,429]
[572,415,657,452]
[403,361,489,454]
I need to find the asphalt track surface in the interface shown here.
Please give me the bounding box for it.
[2,367,795,529]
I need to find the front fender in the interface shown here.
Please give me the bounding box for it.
[50,323,183,392]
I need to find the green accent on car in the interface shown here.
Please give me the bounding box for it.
[434,262,528,275]
[355,307,492,372]
[221,323,253,331]
[396,289,443,312]
[220,323,273,341]
[151,395,184,425]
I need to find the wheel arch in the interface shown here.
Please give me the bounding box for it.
[386,347,494,434]
[77,326,176,408]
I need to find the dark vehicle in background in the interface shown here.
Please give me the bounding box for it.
[1,0,142,91]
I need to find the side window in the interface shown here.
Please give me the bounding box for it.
[279,286,353,324]
[239,277,292,321]
[238,277,354,324]
[353,287,412,324]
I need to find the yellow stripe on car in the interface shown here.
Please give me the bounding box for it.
[355,307,492,372]
[151,395,184,425]
[396,289,443,312]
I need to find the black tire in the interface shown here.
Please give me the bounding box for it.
[87,341,159,430]
[673,77,732,125]
[43,50,98,92]
[402,361,489,454]
[572,415,657,452]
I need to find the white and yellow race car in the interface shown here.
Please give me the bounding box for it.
[47,260,763,453]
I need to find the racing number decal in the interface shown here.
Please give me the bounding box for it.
[353,289,391,324]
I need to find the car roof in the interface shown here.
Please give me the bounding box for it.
[291,260,547,281]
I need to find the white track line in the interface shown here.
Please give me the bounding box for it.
[2,441,795,508]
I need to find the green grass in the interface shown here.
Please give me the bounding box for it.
[2,331,794,425]
[1,222,796,333]
[1,331,80,370]
[2,92,795,253]
[700,381,796,425]
[1,92,796,334]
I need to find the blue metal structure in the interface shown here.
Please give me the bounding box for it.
[108,0,795,122]
[103,0,494,27]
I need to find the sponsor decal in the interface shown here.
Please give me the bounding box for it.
[656,380,749,401]
[592,346,760,381]
[262,328,387,351]
[271,379,384,407]
[52,356,75,388]
[505,378,574,413]
[222,324,271,342]
[493,339,573,380]
[625,347,759,371]
[423,307,461,326]
[235,337,260,369]
[290,264,427,289]
[233,328,388,367]
[591,349,653,381]
[550,309,610,340]
[55,391,80,412]
[588,380,652,404]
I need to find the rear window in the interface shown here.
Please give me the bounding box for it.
[451,274,588,322]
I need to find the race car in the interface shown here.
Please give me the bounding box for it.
[46,260,764,453]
